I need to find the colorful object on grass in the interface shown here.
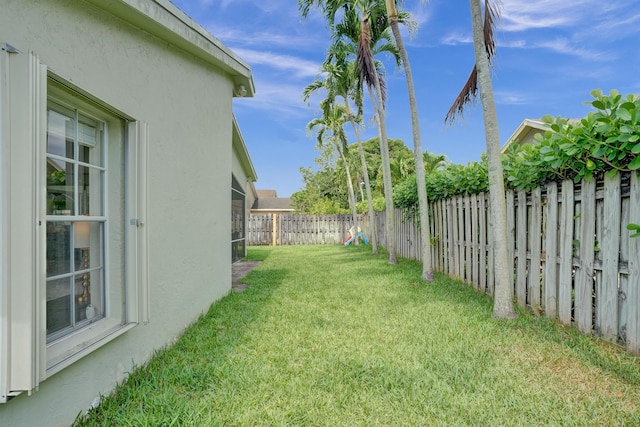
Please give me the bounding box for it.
[343,226,369,246]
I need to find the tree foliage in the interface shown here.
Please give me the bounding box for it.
[394,89,640,212]
[293,137,416,213]
[503,89,640,190]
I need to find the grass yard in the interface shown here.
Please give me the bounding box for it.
[76,245,640,426]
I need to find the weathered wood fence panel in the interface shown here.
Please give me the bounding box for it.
[246,173,640,353]
[627,173,640,353]
[247,213,359,246]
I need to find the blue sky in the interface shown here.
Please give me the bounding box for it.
[171,0,640,197]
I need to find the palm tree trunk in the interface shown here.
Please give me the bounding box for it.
[387,4,433,281]
[470,0,516,318]
[370,73,397,264]
[345,101,378,253]
[336,142,359,245]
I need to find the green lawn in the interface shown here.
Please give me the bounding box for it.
[76,245,640,426]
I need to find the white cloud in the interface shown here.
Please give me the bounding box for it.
[236,80,311,118]
[233,48,321,79]
[500,0,595,31]
[500,0,640,36]
[535,38,613,61]
[214,26,322,51]
[494,90,529,105]
[441,32,473,45]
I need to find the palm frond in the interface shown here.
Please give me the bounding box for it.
[303,80,326,102]
[444,66,477,125]
[444,0,500,124]
[357,15,377,90]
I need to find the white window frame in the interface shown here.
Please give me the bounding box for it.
[0,47,148,402]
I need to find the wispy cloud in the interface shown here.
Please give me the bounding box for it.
[202,22,327,52]
[500,37,613,61]
[500,0,596,32]
[235,80,310,118]
[494,90,529,105]
[233,48,321,79]
[500,0,640,37]
[440,32,472,45]
[535,39,613,61]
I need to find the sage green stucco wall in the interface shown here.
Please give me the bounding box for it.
[0,0,243,424]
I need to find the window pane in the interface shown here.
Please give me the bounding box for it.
[73,222,104,320]
[78,165,103,216]
[47,159,75,215]
[47,222,71,277]
[78,114,104,167]
[46,276,73,336]
[47,103,74,159]
[232,191,245,238]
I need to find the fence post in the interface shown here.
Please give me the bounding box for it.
[627,173,640,354]
[272,214,277,246]
[558,180,574,325]
[544,182,559,318]
[599,173,621,341]
[575,178,596,334]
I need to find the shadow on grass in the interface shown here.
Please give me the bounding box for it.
[74,266,289,426]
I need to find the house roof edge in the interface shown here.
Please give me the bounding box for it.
[86,0,255,96]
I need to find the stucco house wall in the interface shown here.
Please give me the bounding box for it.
[0,0,255,425]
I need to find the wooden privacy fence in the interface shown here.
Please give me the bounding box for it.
[247,213,360,246]
[426,172,640,354]
[246,173,640,353]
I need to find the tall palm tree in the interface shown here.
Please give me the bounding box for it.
[300,0,399,263]
[384,0,433,280]
[445,0,516,319]
[307,101,359,228]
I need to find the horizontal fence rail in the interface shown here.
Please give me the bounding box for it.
[246,172,640,354]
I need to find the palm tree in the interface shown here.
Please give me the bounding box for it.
[304,44,375,250]
[307,101,359,230]
[423,151,448,174]
[445,0,516,319]
[300,0,399,263]
[384,0,434,280]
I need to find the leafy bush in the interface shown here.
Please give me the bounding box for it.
[395,158,488,211]
[395,89,639,209]
[503,89,640,189]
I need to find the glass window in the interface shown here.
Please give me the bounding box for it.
[232,176,246,263]
[45,94,111,344]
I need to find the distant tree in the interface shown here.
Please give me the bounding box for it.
[300,0,399,263]
[423,151,448,174]
[307,101,360,228]
[304,43,375,249]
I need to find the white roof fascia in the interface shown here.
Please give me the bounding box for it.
[233,115,257,182]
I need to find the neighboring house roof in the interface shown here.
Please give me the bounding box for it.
[251,196,294,212]
[256,189,278,198]
[247,181,259,201]
[501,119,549,153]
[85,0,255,97]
